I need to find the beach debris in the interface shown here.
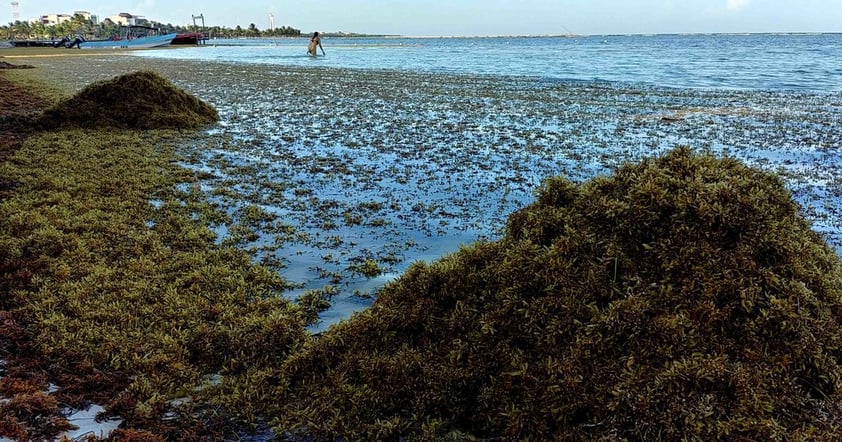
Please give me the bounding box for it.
[0,61,34,69]
[38,70,218,130]
[279,147,842,440]
[660,112,685,122]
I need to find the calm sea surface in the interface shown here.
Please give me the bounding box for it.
[135,33,842,92]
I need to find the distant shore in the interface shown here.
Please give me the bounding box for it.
[4,31,839,49]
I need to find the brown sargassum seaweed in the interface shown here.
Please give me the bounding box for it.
[38,70,218,130]
[5,66,842,440]
[279,147,842,440]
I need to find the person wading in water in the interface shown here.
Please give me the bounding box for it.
[308,31,326,56]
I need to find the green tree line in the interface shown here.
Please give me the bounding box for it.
[3,13,301,40]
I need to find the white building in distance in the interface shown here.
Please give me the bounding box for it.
[38,13,72,25]
[37,11,94,25]
[105,13,147,26]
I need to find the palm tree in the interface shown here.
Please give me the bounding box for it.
[30,21,46,39]
[247,23,259,37]
[10,20,32,40]
[69,13,92,37]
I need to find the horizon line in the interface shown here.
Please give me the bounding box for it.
[325,31,840,38]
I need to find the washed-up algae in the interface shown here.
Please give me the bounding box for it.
[7,62,842,440]
[278,147,842,440]
[38,70,218,130]
[0,61,34,70]
[1,70,310,440]
[0,69,51,164]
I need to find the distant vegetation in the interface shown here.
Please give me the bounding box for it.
[321,31,398,38]
[2,13,301,40]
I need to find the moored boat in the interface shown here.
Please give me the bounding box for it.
[51,25,178,49]
[11,25,181,49]
[78,33,177,49]
[171,32,207,45]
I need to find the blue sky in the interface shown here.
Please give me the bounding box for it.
[7,0,841,36]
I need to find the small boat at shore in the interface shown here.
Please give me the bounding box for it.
[41,25,178,49]
[171,32,207,45]
[77,33,178,49]
[12,32,189,49]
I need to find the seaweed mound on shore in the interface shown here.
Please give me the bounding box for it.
[38,70,218,130]
[0,61,35,69]
[279,147,842,440]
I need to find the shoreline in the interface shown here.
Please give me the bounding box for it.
[6,33,842,94]
[13,50,842,300]
[2,49,842,439]
[3,31,832,41]
[0,63,310,440]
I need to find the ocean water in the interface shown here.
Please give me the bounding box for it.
[136,33,842,92]
[123,34,842,331]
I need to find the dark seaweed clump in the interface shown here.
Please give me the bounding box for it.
[0,61,35,69]
[279,147,842,440]
[38,70,218,130]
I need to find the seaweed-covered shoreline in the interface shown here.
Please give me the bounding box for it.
[0,62,312,440]
[3,50,842,439]
[18,52,841,329]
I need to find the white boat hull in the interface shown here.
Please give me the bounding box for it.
[80,33,177,49]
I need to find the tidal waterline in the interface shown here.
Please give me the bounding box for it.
[138,34,842,93]
[18,51,842,330]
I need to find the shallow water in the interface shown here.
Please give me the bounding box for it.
[136,34,842,92]
[23,40,842,331]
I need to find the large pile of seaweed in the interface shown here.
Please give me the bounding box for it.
[38,70,218,130]
[0,73,48,161]
[278,147,842,440]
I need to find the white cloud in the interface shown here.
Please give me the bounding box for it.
[726,0,751,12]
